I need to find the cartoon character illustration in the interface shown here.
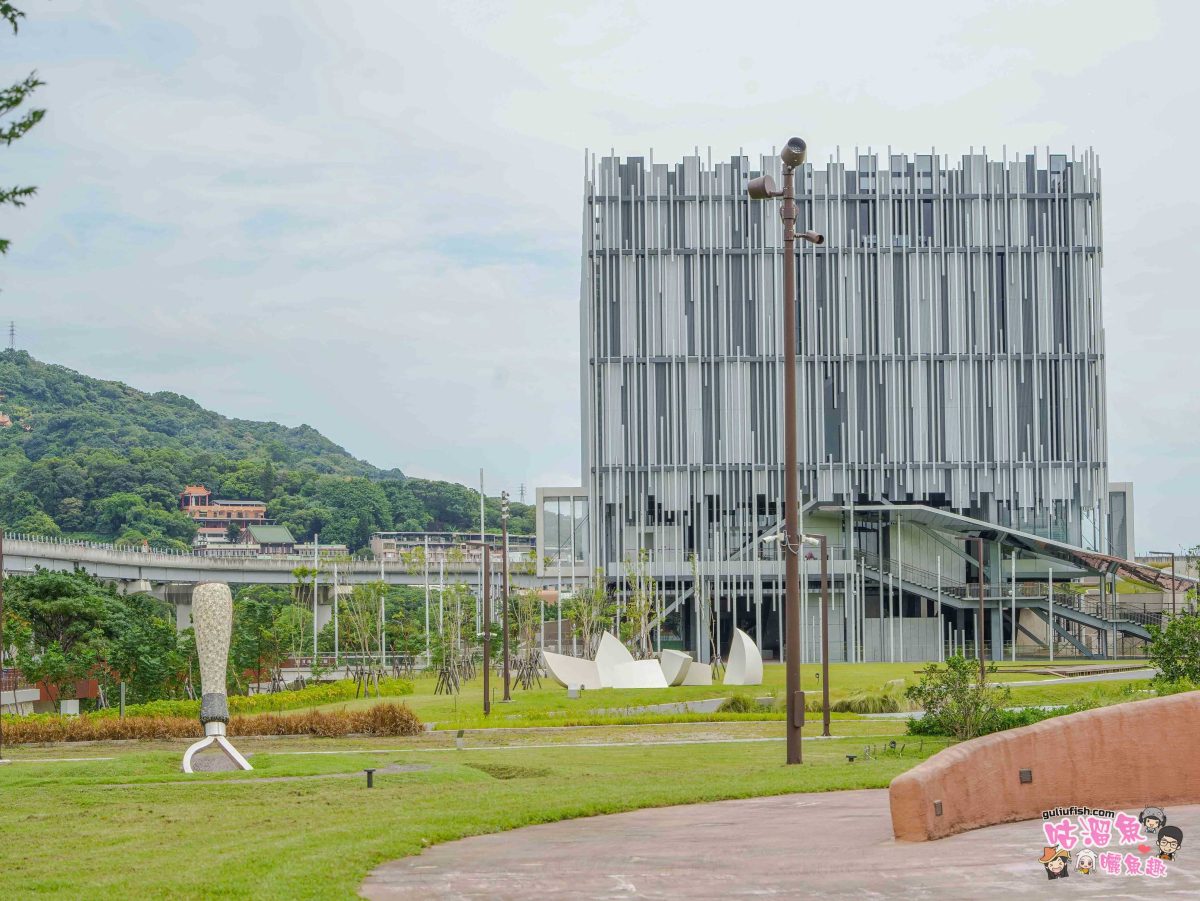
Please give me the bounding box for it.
[1075,849,1096,874]
[1139,807,1167,835]
[1157,825,1183,861]
[1039,846,1071,879]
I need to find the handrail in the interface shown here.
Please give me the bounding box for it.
[0,533,494,573]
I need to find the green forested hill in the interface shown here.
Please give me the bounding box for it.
[0,350,534,550]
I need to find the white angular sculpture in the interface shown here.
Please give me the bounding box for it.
[723,628,764,686]
[658,649,693,686]
[681,662,713,685]
[610,660,670,689]
[182,583,252,773]
[542,632,700,691]
[542,650,603,690]
[593,632,636,686]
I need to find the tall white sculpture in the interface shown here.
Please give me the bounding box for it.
[723,628,764,686]
[182,582,252,773]
[593,632,635,685]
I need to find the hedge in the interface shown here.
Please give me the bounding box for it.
[95,678,414,720]
[2,702,423,743]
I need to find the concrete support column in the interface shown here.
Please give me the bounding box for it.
[990,605,1003,661]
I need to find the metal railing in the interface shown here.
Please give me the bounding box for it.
[0,532,499,574]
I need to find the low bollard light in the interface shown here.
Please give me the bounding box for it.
[364,768,377,788]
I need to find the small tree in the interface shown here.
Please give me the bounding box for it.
[511,587,542,689]
[691,553,724,679]
[231,596,285,692]
[565,569,612,657]
[621,549,656,657]
[340,581,386,696]
[400,544,426,574]
[905,655,1012,740]
[290,565,319,657]
[1147,602,1200,687]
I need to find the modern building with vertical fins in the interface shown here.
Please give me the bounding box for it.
[569,147,1173,665]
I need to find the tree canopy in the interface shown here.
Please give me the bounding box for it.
[0,351,535,550]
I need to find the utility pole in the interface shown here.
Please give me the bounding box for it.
[312,533,320,663]
[501,491,511,702]
[478,469,485,632]
[482,544,491,716]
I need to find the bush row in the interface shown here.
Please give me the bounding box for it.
[93,678,414,720]
[2,702,423,744]
[905,700,1097,737]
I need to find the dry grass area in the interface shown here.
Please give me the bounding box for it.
[1,702,422,743]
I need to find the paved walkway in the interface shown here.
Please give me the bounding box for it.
[993,667,1156,686]
[362,790,1198,899]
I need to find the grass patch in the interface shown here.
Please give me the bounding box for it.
[465,762,553,780]
[306,662,1056,730]
[0,724,951,898]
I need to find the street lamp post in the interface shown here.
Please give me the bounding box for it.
[747,136,824,766]
[1150,550,1177,616]
[483,545,491,715]
[463,541,493,716]
[501,491,511,702]
[801,534,831,738]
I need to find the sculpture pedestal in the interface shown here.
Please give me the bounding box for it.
[182,721,252,773]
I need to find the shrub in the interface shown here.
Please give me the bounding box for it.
[903,655,1011,740]
[1147,605,1200,687]
[717,694,775,714]
[1,702,422,744]
[804,682,906,714]
[1152,678,1198,697]
[96,678,414,720]
[718,694,756,713]
[906,696,1098,737]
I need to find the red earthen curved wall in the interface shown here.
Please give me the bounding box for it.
[889,692,1200,841]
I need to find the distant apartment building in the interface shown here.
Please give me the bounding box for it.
[180,485,269,529]
[370,531,537,565]
[181,484,271,551]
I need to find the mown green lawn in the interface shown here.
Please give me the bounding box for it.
[310,661,1068,729]
[0,723,952,899]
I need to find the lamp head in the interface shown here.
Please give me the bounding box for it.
[747,174,781,199]
[781,136,807,168]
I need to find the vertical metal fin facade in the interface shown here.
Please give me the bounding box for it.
[582,149,1106,580]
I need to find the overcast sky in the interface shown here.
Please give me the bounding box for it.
[2,1,1196,552]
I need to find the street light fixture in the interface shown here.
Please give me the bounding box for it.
[747,136,825,767]
[1149,550,1177,617]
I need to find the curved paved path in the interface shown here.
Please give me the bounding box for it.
[362,790,1198,899]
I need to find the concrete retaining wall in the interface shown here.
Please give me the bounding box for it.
[889,691,1200,841]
